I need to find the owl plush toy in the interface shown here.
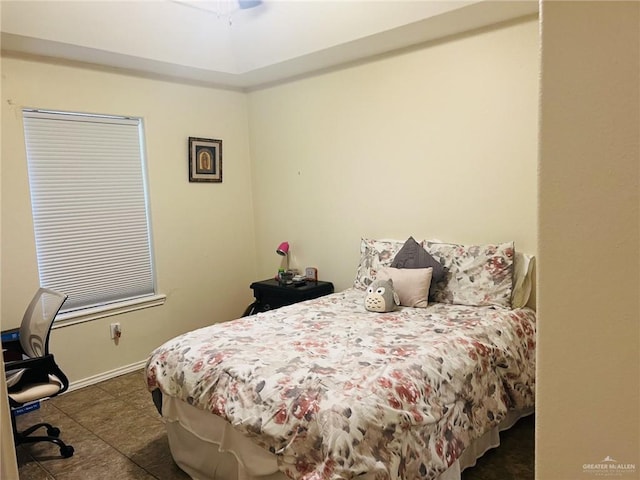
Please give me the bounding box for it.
[365,278,400,313]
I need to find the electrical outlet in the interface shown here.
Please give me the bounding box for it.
[110,322,121,339]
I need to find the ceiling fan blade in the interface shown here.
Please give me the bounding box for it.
[238,0,262,9]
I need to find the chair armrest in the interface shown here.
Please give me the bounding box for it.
[5,353,70,396]
[4,354,57,373]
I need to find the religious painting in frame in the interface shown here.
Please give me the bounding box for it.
[188,137,222,183]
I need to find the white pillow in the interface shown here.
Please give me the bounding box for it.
[377,267,433,308]
[512,253,535,308]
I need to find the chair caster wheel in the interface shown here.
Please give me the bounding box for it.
[47,427,61,437]
[60,445,74,458]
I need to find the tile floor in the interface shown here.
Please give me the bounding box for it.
[14,370,189,480]
[13,369,534,480]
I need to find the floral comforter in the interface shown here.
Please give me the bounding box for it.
[145,288,535,480]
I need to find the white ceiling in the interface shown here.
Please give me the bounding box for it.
[0,0,538,90]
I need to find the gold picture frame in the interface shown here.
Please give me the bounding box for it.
[188,137,222,183]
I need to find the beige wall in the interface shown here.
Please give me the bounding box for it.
[537,1,640,477]
[247,17,540,290]
[1,57,258,382]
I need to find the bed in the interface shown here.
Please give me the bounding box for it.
[145,238,536,480]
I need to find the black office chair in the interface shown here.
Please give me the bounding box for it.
[3,287,74,458]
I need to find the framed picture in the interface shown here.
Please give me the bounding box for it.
[188,137,222,183]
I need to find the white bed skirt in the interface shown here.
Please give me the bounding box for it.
[160,394,533,480]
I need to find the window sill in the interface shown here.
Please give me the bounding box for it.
[52,294,166,329]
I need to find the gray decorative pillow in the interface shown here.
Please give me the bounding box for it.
[391,237,445,294]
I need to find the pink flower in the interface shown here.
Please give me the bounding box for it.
[377,377,392,388]
[487,257,507,276]
[395,383,418,403]
[274,404,288,424]
[291,393,320,420]
[387,395,402,409]
[410,408,423,422]
[192,359,204,372]
[146,367,157,388]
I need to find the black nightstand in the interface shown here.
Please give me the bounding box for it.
[244,278,334,315]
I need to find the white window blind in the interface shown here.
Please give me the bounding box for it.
[23,109,156,314]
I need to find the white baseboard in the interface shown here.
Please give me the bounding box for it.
[67,359,148,392]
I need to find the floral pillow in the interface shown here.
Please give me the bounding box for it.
[425,241,514,307]
[353,238,406,290]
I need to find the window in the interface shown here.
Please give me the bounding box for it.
[22,109,162,322]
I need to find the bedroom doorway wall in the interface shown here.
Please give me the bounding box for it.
[537,1,640,476]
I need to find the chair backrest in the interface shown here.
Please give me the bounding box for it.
[19,288,68,358]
